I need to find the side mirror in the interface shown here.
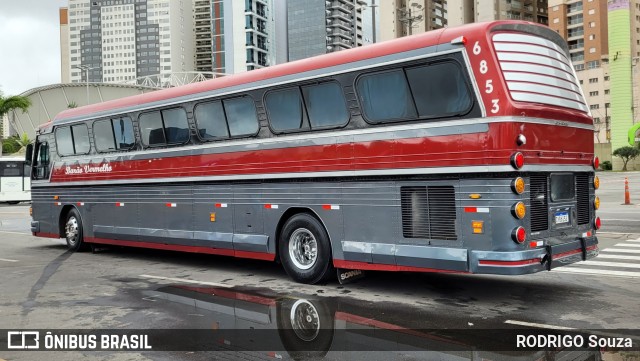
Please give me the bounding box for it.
[25,144,33,166]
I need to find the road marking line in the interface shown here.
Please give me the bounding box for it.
[504,320,575,330]
[601,248,640,254]
[571,260,640,269]
[602,219,640,222]
[625,239,640,243]
[615,243,640,248]
[0,258,18,263]
[553,267,640,278]
[139,274,233,288]
[0,230,31,235]
[597,254,640,261]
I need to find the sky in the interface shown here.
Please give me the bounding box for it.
[0,0,68,96]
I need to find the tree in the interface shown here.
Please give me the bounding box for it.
[0,91,31,156]
[613,146,640,171]
[0,91,32,118]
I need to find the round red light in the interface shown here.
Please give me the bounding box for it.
[594,217,601,230]
[511,152,525,169]
[593,156,600,170]
[512,226,527,244]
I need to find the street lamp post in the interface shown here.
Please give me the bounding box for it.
[72,65,97,105]
[360,0,378,44]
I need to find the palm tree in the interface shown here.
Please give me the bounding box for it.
[0,91,31,156]
[0,91,32,118]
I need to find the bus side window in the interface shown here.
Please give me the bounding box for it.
[33,142,50,180]
[405,62,473,117]
[357,69,418,123]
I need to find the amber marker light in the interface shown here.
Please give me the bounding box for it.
[512,201,526,219]
[593,176,600,189]
[594,196,600,210]
[511,177,525,195]
[472,221,484,234]
[29,207,33,216]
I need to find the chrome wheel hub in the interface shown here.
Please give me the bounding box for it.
[289,299,320,342]
[288,228,318,270]
[66,217,79,245]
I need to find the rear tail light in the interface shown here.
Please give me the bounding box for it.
[512,201,526,219]
[593,156,599,170]
[594,217,601,230]
[511,177,525,194]
[512,226,527,244]
[511,152,525,169]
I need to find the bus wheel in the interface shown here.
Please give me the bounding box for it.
[65,209,86,252]
[276,298,333,359]
[279,213,333,284]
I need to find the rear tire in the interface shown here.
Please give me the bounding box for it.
[64,208,87,252]
[276,298,334,360]
[279,213,334,284]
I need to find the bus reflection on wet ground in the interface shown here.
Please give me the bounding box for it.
[137,283,605,361]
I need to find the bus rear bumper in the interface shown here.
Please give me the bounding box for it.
[470,236,599,275]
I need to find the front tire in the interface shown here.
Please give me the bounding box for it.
[65,208,86,252]
[279,213,334,284]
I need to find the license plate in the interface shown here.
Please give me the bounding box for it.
[555,211,569,224]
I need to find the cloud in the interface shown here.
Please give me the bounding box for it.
[0,0,68,95]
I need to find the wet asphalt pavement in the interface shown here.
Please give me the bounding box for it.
[0,172,639,360]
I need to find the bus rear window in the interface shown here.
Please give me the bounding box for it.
[0,162,21,176]
[550,174,575,202]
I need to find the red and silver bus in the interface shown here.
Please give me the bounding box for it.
[27,21,600,284]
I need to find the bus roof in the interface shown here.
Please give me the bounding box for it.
[51,21,548,127]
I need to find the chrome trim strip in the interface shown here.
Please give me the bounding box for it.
[33,165,594,188]
[494,43,571,68]
[506,82,584,104]
[498,63,576,83]
[497,52,574,74]
[493,33,569,61]
[510,92,588,112]
[503,72,581,94]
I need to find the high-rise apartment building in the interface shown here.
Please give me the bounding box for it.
[380,0,446,41]
[60,0,194,84]
[548,0,610,143]
[448,0,549,27]
[194,0,213,74]
[209,0,279,74]
[287,0,366,62]
[549,0,640,169]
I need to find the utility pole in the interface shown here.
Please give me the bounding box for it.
[397,2,424,36]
